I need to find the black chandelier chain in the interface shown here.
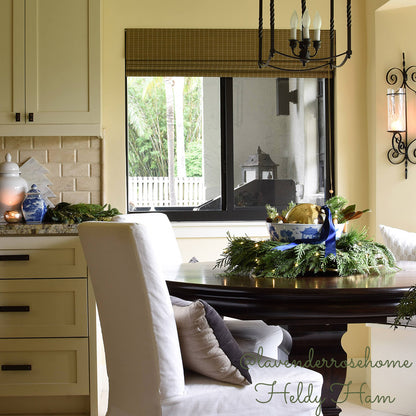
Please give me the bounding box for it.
[258,0,352,72]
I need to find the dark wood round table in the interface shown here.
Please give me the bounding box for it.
[166,262,416,416]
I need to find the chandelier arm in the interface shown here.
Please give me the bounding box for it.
[259,61,334,72]
[268,48,351,62]
[329,53,351,69]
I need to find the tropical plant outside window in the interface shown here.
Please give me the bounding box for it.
[126,76,331,220]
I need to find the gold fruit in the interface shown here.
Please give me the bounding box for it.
[285,203,322,224]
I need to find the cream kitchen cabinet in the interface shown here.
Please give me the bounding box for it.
[0,236,97,416]
[0,0,101,137]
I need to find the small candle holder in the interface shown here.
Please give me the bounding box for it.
[4,210,23,223]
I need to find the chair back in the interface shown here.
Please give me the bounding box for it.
[112,213,183,269]
[79,222,185,416]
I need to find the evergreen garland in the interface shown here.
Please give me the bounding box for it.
[394,285,416,327]
[216,229,397,278]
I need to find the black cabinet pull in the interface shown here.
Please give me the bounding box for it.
[0,254,30,261]
[28,113,34,122]
[0,306,30,312]
[15,112,21,122]
[1,364,31,371]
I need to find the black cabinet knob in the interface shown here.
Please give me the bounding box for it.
[28,113,34,122]
[15,113,21,122]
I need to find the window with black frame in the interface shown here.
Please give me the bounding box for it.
[125,29,334,221]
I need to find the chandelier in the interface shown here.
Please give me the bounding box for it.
[258,0,352,72]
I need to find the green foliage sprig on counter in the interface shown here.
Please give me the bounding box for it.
[44,203,121,224]
[216,229,397,278]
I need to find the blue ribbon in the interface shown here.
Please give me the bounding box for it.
[273,206,337,257]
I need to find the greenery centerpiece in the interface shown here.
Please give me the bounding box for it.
[216,196,397,278]
[44,203,121,224]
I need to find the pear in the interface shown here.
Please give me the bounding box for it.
[285,203,323,224]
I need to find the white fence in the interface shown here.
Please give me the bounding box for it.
[128,176,205,207]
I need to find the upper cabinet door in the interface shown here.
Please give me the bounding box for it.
[0,0,25,125]
[0,0,101,136]
[25,0,100,126]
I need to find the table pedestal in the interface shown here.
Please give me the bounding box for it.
[285,324,348,416]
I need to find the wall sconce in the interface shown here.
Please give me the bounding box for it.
[276,78,298,116]
[386,52,416,179]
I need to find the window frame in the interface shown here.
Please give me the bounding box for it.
[125,76,335,222]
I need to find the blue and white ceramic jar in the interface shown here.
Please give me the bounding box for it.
[21,184,47,224]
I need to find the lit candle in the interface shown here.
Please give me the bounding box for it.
[302,9,311,39]
[387,88,406,132]
[4,210,22,223]
[313,11,322,41]
[290,10,298,40]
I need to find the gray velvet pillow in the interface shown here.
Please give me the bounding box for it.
[171,296,251,386]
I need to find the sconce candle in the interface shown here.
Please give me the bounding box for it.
[4,210,22,223]
[387,88,406,132]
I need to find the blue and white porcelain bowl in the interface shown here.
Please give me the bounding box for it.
[267,222,345,243]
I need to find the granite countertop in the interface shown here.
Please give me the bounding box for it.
[0,223,79,236]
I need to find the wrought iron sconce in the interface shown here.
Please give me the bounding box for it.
[258,0,352,72]
[386,53,416,179]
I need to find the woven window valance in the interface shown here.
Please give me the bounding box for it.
[125,28,334,79]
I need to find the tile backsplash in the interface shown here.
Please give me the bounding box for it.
[0,136,102,206]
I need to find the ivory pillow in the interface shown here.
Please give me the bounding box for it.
[379,224,416,261]
[171,296,251,386]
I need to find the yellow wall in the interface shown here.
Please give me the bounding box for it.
[101,0,370,234]
[373,2,416,240]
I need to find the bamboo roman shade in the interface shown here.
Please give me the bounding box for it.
[125,28,334,79]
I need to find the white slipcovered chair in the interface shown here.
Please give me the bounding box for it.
[79,221,323,416]
[112,213,291,360]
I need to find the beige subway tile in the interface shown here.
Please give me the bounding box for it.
[48,149,76,163]
[62,136,90,149]
[62,191,90,204]
[90,163,101,177]
[62,163,89,177]
[51,177,75,192]
[90,137,102,149]
[19,150,47,164]
[5,137,32,149]
[76,177,100,192]
[90,191,102,204]
[34,136,61,149]
[77,149,100,163]
[44,163,61,177]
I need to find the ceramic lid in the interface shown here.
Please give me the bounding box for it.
[0,153,21,175]
[27,184,41,194]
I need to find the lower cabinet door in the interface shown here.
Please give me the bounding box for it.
[0,278,88,338]
[0,337,89,396]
